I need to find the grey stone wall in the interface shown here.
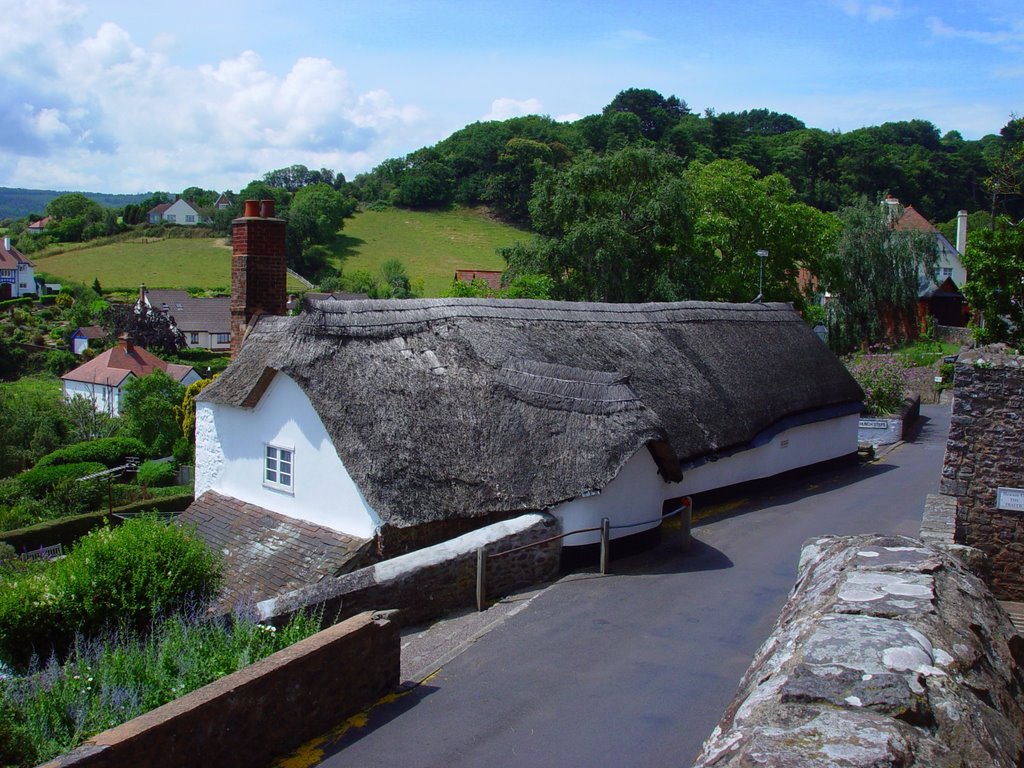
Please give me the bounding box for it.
[857,395,920,446]
[941,347,1024,599]
[693,534,1024,767]
[257,512,562,628]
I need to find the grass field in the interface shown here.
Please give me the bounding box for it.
[29,207,529,297]
[336,207,528,296]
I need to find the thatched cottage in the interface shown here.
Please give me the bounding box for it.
[195,295,862,555]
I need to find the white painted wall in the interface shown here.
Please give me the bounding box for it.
[195,373,381,538]
[62,379,122,415]
[551,413,860,546]
[162,199,200,225]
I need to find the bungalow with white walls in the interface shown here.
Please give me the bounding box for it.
[147,198,202,225]
[0,237,36,299]
[62,335,201,416]
[138,286,231,352]
[194,298,864,551]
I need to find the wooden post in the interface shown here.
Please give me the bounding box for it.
[476,546,487,612]
[600,517,610,575]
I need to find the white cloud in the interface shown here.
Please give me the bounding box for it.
[0,0,425,192]
[836,0,899,22]
[927,15,1024,48]
[556,113,583,123]
[482,97,544,121]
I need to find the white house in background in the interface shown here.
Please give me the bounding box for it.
[147,198,202,225]
[0,237,36,299]
[193,210,864,556]
[138,285,231,352]
[62,335,200,416]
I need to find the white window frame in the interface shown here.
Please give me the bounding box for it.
[941,267,954,278]
[190,332,199,344]
[216,333,230,344]
[263,444,294,493]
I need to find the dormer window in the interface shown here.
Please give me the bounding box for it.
[264,444,293,492]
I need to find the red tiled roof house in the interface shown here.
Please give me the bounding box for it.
[61,335,201,416]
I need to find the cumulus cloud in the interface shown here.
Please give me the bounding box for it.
[0,0,424,192]
[482,97,544,121]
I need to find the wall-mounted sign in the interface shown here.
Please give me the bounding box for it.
[859,419,889,430]
[997,487,1024,512]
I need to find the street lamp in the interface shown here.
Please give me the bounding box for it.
[754,249,768,303]
[813,321,829,344]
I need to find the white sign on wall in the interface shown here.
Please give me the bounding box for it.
[997,487,1024,512]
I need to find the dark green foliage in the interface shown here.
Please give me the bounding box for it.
[136,460,177,488]
[264,164,346,192]
[380,259,413,299]
[35,437,147,470]
[285,182,357,276]
[0,514,222,669]
[961,217,1024,346]
[43,349,76,377]
[16,462,106,499]
[603,88,689,141]
[120,371,186,458]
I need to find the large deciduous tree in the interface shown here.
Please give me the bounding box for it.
[961,217,1024,346]
[120,371,187,458]
[503,144,692,302]
[821,197,938,352]
[285,183,356,278]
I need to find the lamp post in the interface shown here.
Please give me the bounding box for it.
[755,249,768,303]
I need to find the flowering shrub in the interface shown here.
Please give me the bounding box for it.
[0,514,222,669]
[846,355,910,416]
[0,607,320,766]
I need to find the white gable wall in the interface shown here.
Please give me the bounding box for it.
[194,373,381,538]
[162,199,200,225]
[63,379,123,415]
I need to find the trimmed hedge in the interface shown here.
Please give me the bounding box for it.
[16,461,106,499]
[0,492,194,552]
[35,437,147,470]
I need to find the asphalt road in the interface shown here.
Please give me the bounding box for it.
[305,405,950,768]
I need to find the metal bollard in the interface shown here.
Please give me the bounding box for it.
[476,546,487,612]
[600,517,610,575]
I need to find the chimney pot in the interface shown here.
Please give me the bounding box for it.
[243,200,260,217]
[260,199,275,218]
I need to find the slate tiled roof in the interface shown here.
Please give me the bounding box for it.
[145,289,230,334]
[178,491,370,612]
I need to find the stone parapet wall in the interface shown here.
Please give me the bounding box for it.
[694,534,1024,767]
[42,612,399,768]
[258,512,562,628]
[941,347,1024,599]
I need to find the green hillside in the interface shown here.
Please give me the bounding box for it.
[335,207,526,296]
[30,207,525,296]
[0,187,149,220]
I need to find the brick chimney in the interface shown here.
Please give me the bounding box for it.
[118,333,135,353]
[230,199,287,358]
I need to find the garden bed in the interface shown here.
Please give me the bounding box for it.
[857,393,920,446]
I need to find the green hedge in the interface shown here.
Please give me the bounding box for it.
[137,460,178,487]
[16,462,106,499]
[0,513,223,669]
[35,437,147,470]
[0,492,194,552]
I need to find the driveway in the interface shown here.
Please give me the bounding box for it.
[295,405,950,768]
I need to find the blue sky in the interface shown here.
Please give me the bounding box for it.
[0,0,1020,194]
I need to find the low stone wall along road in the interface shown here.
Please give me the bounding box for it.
[280,405,951,768]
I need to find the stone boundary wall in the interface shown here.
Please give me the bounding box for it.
[941,347,1024,599]
[258,512,562,628]
[693,534,1024,767]
[857,394,920,446]
[42,612,399,768]
[934,324,972,346]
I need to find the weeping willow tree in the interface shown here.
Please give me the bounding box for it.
[822,197,938,353]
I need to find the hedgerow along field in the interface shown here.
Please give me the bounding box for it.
[32,207,527,297]
[333,206,525,296]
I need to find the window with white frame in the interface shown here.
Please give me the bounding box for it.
[941,267,953,278]
[190,332,199,344]
[216,333,230,344]
[264,445,293,491]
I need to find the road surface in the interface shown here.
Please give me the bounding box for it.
[298,405,950,768]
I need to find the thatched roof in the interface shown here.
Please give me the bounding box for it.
[200,298,862,529]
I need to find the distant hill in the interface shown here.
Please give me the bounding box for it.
[0,187,151,220]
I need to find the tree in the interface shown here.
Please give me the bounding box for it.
[285,183,355,276]
[961,217,1024,346]
[44,193,106,242]
[104,302,186,356]
[504,144,692,302]
[821,197,939,352]
[120,371,187,457]
[683,159,839,305]
[603,88,689,141]
[174,376,217,444]
[264,165,346,192]
[380,259,413,299]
